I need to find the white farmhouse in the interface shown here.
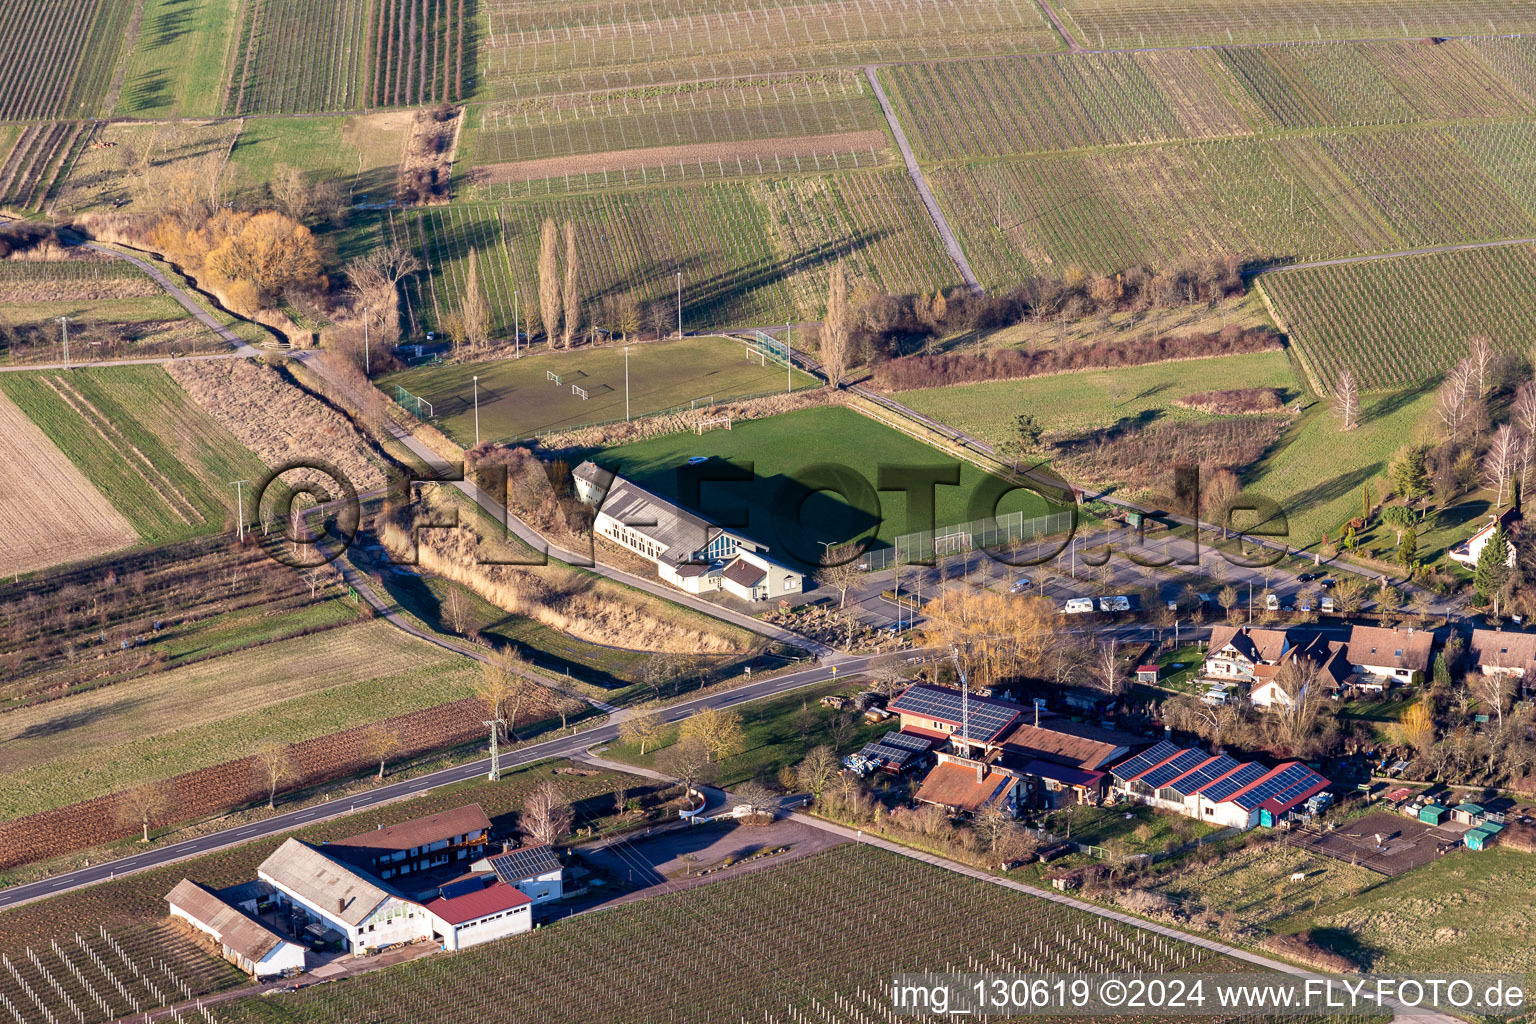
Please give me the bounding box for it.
[257,839,431,955]
[471,843,565,905]
[1448,507,1518,569]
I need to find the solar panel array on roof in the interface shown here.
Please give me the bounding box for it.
[1109,740,1182,781]
[1265,767,1329,809]
[1140,748,1211,790]
[890,686,1019,742]
[1200,761,1267,802]
[1167,754,1239,796]
[882,731,933,753]
[1233,763,1316,810]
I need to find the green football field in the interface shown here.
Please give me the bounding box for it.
[594,406,1060,568]
[381,336,817,444]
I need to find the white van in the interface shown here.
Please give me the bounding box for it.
[1099,595,1130,613]
[1320,596,1335,614]
[1265,593,1281,611]
[1063,598,1095,614]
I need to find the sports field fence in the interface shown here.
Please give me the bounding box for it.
[862,509,1076,571]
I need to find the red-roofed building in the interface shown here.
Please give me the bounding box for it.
[419,878,532,950]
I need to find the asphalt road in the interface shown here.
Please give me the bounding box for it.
[0,655,869,912]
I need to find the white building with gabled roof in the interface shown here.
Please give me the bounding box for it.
[257,839,428,955]
[573,460,802,603]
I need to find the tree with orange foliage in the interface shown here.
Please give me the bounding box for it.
[205,211,324,304]
[1400,698,1435,756]
[917,589,1057,690]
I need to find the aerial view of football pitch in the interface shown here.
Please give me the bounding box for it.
[382,335,818,443]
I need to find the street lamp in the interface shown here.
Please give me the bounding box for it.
[57,316,69,368]
[473,375,480,446]
[675,271,682,338]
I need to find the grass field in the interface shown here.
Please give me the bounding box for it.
[382,336,816,442]
[396,170,958,334]
[1279,846,1536,973]
[896,349,1300,443]
[594,405,1056,563]
[57,119,243,214]
[113,0,241,117]
[0,388,135,576]
[214,844,1263,1024]
[478,0,1062,100]
[224,115,404,200]
[1245,385,1437,549]
[0,366,272,546]
[1045,804,1221,858]
[1260,245,1536,392]
[0,620,482,820]
[601,679,888,786]
[1052,0,1536,47]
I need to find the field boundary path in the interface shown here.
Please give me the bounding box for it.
[1252,235,1536,277]
[0,655,872,912]
[1034,0,1084,51]
[863,66,984,296]
[791,814,1459,1024]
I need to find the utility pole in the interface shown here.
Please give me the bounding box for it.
[57,316,69,369]
[513,289,519,355]
[624,346,630,420]
[785,324,792,392]
[675,271,682,338]
[362,307,370,378]
[473,375,480,445]
[231,481,249,541]
[483,717,508,780]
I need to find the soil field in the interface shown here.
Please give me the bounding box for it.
[0,388,135,576]
[381,335,817,442]
[470,130,890,187]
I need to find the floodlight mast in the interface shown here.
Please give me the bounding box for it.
[948,644,970,757]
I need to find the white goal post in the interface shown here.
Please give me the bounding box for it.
[695,415,731,434]
[572,384,590,400]
[690,395,715,410]
[547,370,562,385]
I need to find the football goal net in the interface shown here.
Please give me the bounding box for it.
[695,415,731,434]
[547,370,562,385]
[572,384,590,400]
[690,395,715,410]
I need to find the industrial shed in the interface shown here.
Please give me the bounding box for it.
[165,879,305,979]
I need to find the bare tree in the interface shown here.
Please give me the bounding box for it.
[462,247,489,350]
[116,780,173,842]
[820,261,850,386]
[537,218,562,346]
[1484,424,1522,508]
[1334,368,1359,431]
[1469,334,1493,396]
[561,219,579,348]
[360,724,403,780]
[1472,671,1512,729]
[732,779,779,820]
[252,741,296,809]
[814,541,863,608]
[443,586,471,634]
[520,781,572,846]
[795,745,840,798]
[680,707,745,763]
[1093,638,1126,695]
[619,708,667,755]
[1271,659,1327,756]
[478,644,539,739]
[657,735,717,797]
[1436,359,1474,438]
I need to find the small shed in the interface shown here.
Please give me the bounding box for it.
[1136,665,1161,684]
[1451,801,1485,826]
[1465,821,1505,851]
[1419,803,1449,826]
[1384,786,1413,804]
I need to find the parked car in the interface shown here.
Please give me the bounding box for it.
[1320,596,1336,613]
[1009,578,1032,593]
[1063,598,1095,614]
[1297,572,1319,582]
[686,456,709,465]
[1099,595,1131,613]
[1265,593,1281,611]
[1319,578,1336,590]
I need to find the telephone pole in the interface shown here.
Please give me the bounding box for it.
[624,346,630,420]
[675,271,682,338]
[57,316,69,369]
[362,308,370,378]
[483,717,508,780]
[230,480,249,540]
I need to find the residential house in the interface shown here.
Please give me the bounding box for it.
[1346,625,1435,688]
[573,461,802,603]
[1247,636,1351,710]
[325,804,492,882]
[165,880,306,979]
[1202,626,1294,683]
[1108,740,1331,829]
[913,752,1024,817]
[470,843,565,905]
[888,683,1022,755]
[1449,507,1518,568]
[1469,629,1536,695]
